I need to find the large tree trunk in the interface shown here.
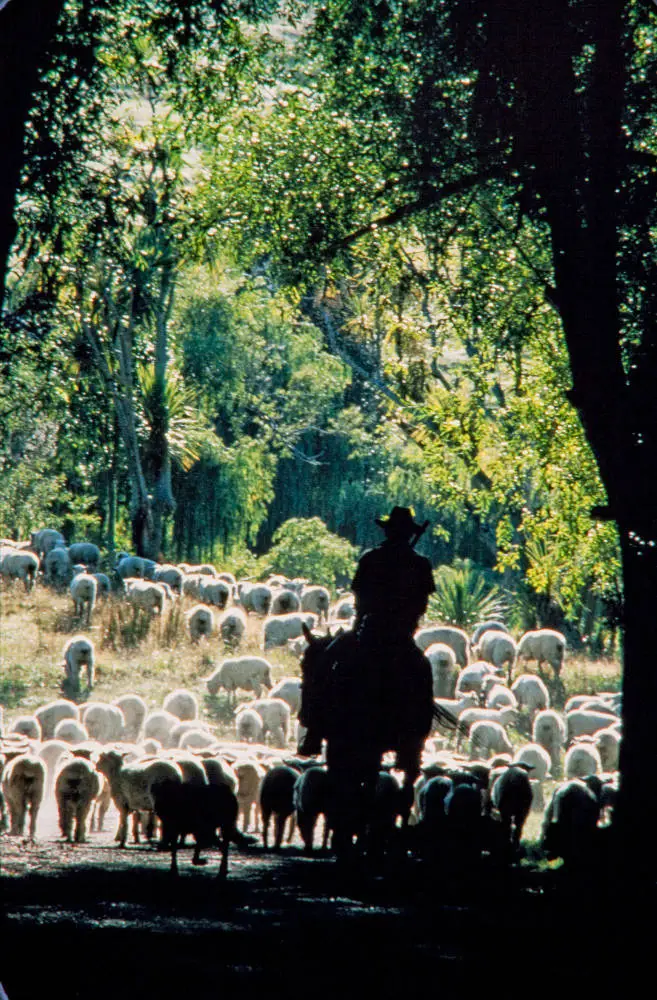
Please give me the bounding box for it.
[149,271,177,560]
[0,0,66,307]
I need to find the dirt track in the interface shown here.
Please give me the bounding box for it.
[1,802,646,1000]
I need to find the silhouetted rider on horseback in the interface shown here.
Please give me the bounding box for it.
[299,507,435,856]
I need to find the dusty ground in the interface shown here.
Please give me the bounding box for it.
[0,798,645,1000]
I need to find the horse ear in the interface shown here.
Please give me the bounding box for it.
[302,623,314,643]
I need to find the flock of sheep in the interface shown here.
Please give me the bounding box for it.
[0,526,622,876]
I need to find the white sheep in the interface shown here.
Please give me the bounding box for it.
[153,564,184,593]
[595,727,621,771]
[300,586,330,621]
[471,620,509,646]
[269,677,303,714]
[483,680,518,711]
[238,582,273,616]
[81,703,125,743]
[234,759,266,832]
[564,742,602,779]
[458,706,517,731]
[513,742,552,781]
[125,579,167,614]
[35,699,80,740]
[424,642,458,698]
[247,698,291,748]
[143,710,180,748]
[415,625,469,667]
[331,596,355,620]
[532,709,567,775]
[270,589,301,615]
[30,528,66,558]
[96,749,183,847]
[45,546,71,587]
[206,657,274,700]
[432,693,478,735]
[566,709,620,742]
[181,573,206,600]
[236,708,265,743]
[511,674,550,716]
[541,779,600,864]
[2,754,46,838]
[455,660,500,698]
[68,542,101,568]
[219,607,247,645]
[63,635,95,691]
[469,720,513,760]
[9,716,42,740]
[116,554,146,579]
[198,577,231,609]
[476,631,517,679]
[186,603,215,642]
[53,719,89,744]
[70,569,98,623]
[169,720,209,747]
[516,628,566,676]
[263,612,318,651]
[179,562,217,576]
[179,729,217,751]
[163,689,198,722]
[55,757,101,843]
[37,739,71,797]
[111,695,147,742]
[0,549,40,591]
[200,756,238,792]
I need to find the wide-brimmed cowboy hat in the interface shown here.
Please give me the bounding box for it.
[375,506,424,536]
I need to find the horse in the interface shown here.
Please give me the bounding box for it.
[298,621,435,862]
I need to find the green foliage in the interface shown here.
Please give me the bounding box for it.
[427,560,508,630]
[260,516,358,590]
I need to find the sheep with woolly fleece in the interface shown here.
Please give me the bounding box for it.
[424,642,458,698]
[112,695,147,743]
[511,674,550,717]
[206,656,273,701]
[270,589,301,615]
[54,719,89,744]
[169,720,211,747]
[595,728,621,771]
[45,546,71,587]
[458,706,518,731]
[0,549,40,591]
[116,554,147,579]
[482,680,518,711]
[9,716,41,740]
[490,763,533,850]
[199,756,238,793]
[181,573,206,600]
[455,660,500,698]
[236,708,265,743]
[471,620,509,646]
[269,677,303,715]
[516,628,566,677]
[415,625,469,667]
[469,720,513,760]
[219,607,247,645]
[70,569,97,624]
[163,689,198,723]
[564,742,602,779]
[125,579,167,614]
[143,710,180,748]
[30,528,65,558]
[91,572,112,598]
[35,699,80,740]
[63,635,95,691]
[513,742,552,781]
[152,778,239,876]
[179,562,217,576]
[566,709,620,743]
[541,778,600,865]
[153,564,184,594]
[476,631,517,682]
[68,542,101,568]
[165,751,208,787]
[2,753,46,838]
[198,577,231,609]
[259,763,298,849]
[331,596,355,620]
[238,582,273,616]
[96,749,183,848]
[532,709,567,776]
[247,698,291,748]
[431,693,479,737]
[179,729,217,751]
[300,586,331,621]
[81,703,124,743]
[234,759,266,832]
[186,604,215,643]
[263,612,318,651]
[55,756,100,843]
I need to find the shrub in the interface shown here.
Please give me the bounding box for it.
[260,517,358,591]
